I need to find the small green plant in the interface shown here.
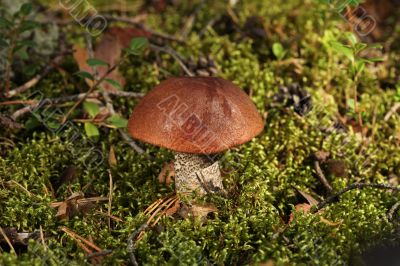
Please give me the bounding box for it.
[75,37,149,138]
[0,3,40,94]
[272,42,287,60]
[329,32,383,79]
[395,86,400,102]
[328,32,383,131]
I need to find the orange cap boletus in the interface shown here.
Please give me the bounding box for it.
[128,76,263,154]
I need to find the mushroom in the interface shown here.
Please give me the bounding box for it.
[128,77,264,197]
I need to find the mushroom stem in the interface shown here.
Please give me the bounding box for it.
[173,152,225,196]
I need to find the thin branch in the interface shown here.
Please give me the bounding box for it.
[86,249,113,259]
[119,130,147,155]
[314,160,333,193]
[388,201,400,222]
[60,227,102,252]
[312,183,400,213]
[61,61,123,124]
[39,225,47,250]
[150,44,194,77]
[0,227,16,254]
[10,90,144,120]
[384,102,400,122]
[5,51,71,98]
[108,170,113,231]
[127,223,149,266]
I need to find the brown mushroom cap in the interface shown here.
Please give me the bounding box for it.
[128,77,264,154]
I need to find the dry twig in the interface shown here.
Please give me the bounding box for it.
[127,223,149,266]
[150,44,194,77]
[312,183,400,213]
[0,227,16,254]
[314,161,334,193]
[108,170,113,230]
[384,102,400,122]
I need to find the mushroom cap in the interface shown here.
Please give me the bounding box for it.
[128,77,264,154]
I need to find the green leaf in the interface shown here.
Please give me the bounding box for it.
[15,40,37,52]
[19,3,33,16]
[84,122,100,137]
[354,43,368,54]
[83,102,100,118]
[16,47,29,60]
[362,57,384,63]
[104,78,123,90]
[20,20,40,32]
[347,99,355,110]
[395,86,400,102]
[354,60,365,75]
[329,41,354,61]
[75,71,94,81]
[107,114,128,128]
[127,37,149,55]
[0,17,12,28]
[346,32,358,45]
[272,42,286,60]
[368,43,383,50]
[87,58,109,67]
[17,40,37,48]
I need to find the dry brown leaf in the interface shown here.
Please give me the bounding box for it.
[288,203,341,227]
[73,44,91,82]
[51,192,107,220]
[56,201,69,220]
[108,145,117,167]
[165,200,180,216]
[259,260,275,266]
[66,191,84,201]
[73,26,151,92]
[297,190,319,206]
[190,203,218,219]
[158,162,175,185]
[288,203,311,224]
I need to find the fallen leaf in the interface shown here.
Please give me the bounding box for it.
[51,192,107,220]
[165,200,180,216]
[108,145,117,167]
[288,203,341,226]
[259,260,275,266]
[190,203,218,219]
[297,190,319,206]
[73,26,152,92]
[56,201,69,220]
[288,203,311,224]
[158,162,175,185]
